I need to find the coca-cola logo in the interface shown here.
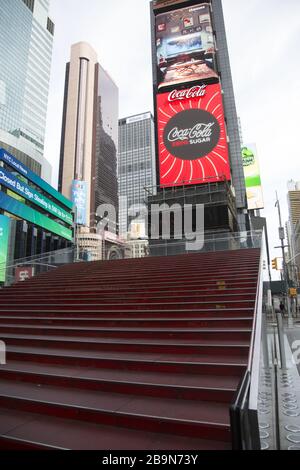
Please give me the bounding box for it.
[168,85,207,102]
[163,109,220,160]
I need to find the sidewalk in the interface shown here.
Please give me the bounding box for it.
[277,322,300,450]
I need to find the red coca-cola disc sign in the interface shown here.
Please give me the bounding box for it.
[157,83,231,187]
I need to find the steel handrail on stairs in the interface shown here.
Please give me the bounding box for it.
[230,229,269,450]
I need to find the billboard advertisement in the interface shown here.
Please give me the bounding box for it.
[0,167,73,226]
[157,82,230,187]
[155,3,217,90]
[242,144,264,210]
[153,0,191,10]
[0,214,10,283]
[0,192,73,241]
[0,148,73,210]
[72,180,88,226]
[15,266,34,283]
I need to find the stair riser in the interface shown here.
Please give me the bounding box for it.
[0,293,256,302]
[0,302,255,311]
[0,326,252,342]
[14,273,259,287]
[6,351,247,376]
[12,271,258,283]
[0,396,231,441]
[0,281,256,299]
[11,273,259,286]
[0,370,235,402]
[0,318,254,328]
[2,337,249,356]
[0,310,254,318]
[16,263,259,277]
[0,316,253,331]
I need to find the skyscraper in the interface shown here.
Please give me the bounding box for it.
[118,112,156,236]
[150,0,248,243]
[286,181,300,281]
[59,42,119,248]
[0,0,54,182]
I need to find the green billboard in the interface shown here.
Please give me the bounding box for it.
[242,143,264,210]
[0,192,73,241]
[0,214,10,283]
[0,148,73,210]
[0,167,73,226]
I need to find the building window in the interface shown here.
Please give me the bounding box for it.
[47,18,55,36]
[22,0,35,12]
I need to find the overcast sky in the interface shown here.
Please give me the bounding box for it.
[45,0,300,271]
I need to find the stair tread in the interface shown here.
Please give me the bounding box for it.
[0,407,230,450]
[0,316,254,322]
[7,345,248,365]
[0,324,252,333]
[0,292,257,298]
[0,379,230,425]
[0,300,255,305]
[0,360,240,389]
[0,307,254,313]
[0,332,250,347]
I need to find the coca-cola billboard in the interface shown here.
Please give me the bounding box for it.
[157,83,231,187]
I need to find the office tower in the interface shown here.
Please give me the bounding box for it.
[286,181,300,278]
[287,181,300,227]
[59,42,119,235]
[150,0,248,245]
[0,0,54,182]
[118,112,156,236]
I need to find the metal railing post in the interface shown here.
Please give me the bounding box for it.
[276,312,287,370]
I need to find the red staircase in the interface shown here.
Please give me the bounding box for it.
[0,248,261,450]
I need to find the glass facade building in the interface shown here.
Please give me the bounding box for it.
[59,43,119,235]
[0,0,54,181]
[118,113,156,236]
[94,65,119,219]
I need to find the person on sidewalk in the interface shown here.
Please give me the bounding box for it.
[280,300,285,317]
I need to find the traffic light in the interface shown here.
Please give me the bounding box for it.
[272,258,278,270]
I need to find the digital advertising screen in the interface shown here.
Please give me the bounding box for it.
[72,180,88,226]
[0,214,10,283]
[0,148,73,210]
[157,82,231,187]
[153,0,191,11]
[0,192,73,241]
[242,143,264,210]
[0,167,73,226]
[155,2,217,90]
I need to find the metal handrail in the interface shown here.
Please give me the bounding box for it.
[2,247,75,271]
[0,231,263,271]
[230,229,265,450]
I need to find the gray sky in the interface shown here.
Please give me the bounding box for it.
[45,0,300,272]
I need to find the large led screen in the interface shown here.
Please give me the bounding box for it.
[0,214,10,283]
[155,2,217,90]
[157,83,231,187]
[0,192,73,241]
